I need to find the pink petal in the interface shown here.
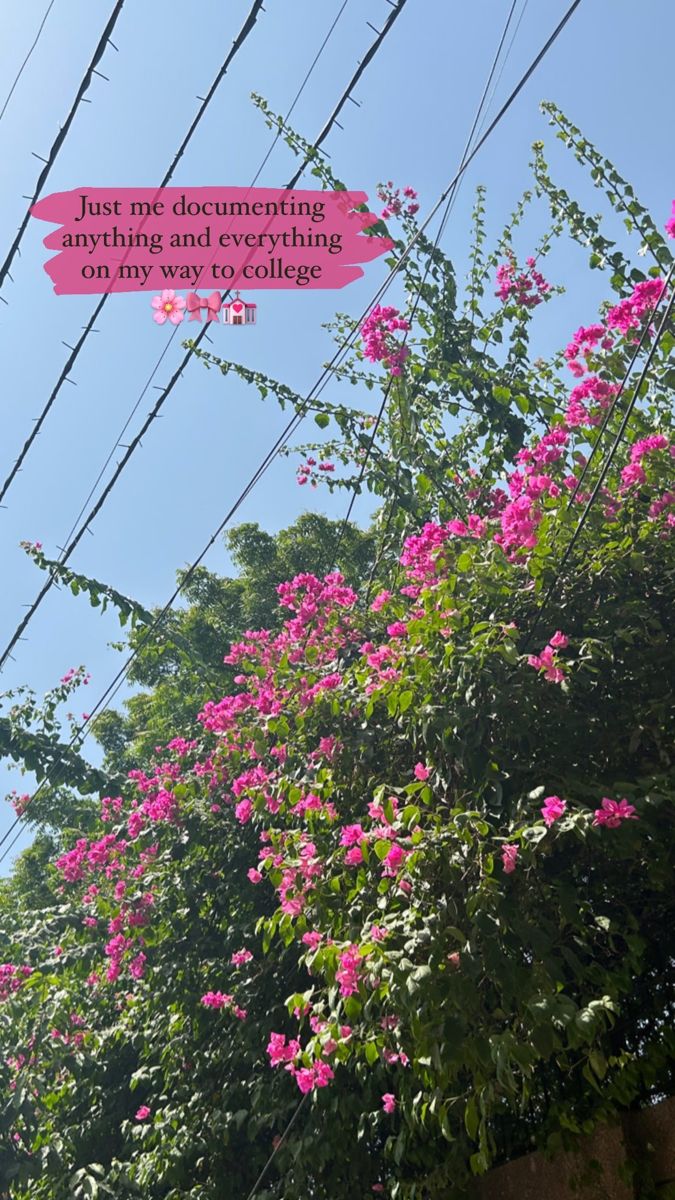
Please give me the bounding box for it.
[153,311,167,325]
[168,308,184,325]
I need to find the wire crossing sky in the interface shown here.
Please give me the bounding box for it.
[0,0,672,864]
[0,0,126,296]
[0,0,408,673]
[0,0,588,862]
[0,0,267,507]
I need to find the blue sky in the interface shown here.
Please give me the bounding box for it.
[0,0,672,861]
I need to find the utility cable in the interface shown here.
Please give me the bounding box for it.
[58,0,352,554]
[336,0,522,579]
[0,0,57,125]
[523,272,675,650]
[0,1,408,669]
[0,0,266,505]
[0,0,584,863]
[0,0,125,295]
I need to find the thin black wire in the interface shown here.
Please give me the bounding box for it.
[0,0,583,861]
[0,0,125,295]
[47,0,353,703]
[473,0,529,143]
[568,263,675,504]
[242,1093,309,1200]
[338,0,521,583]
[0,1,408,671]
[524,274,675,650]
[0,0,57,125]
[58,0,352,554]
[0,0,266,507]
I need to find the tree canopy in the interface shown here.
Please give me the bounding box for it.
[1,105,674,1199]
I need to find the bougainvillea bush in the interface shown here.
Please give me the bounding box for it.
[1,108,674,1198]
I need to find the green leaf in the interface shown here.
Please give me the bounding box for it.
[464,1095,479,1141]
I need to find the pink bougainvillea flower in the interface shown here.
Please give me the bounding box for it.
[414,762,430,781]
[247,867,262,884]
[235,798,253,824]
[377,181,419,220]
[593,797,638,828]
[541,795,566,826]
[549,631,568,649]
[201,991,233,1009]
[340,823,365,847]
[135,1105,151,1121]
[360,304,410,376]
[382,1093,397,1114]
[302,930,322,950]
[370,589,392,612]
[231,949,253,966]
[151,289,186,325]
[666,199,675,239]
[495,255,550,308]
[382,843,405,877]
[501,843,518,874]
[527,642,565,685]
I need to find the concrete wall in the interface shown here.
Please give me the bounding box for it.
[474,1097,675,1200]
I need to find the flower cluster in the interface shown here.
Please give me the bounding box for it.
[360,305,411,376]
[495,255,551,307]
[376,182,419,220]
[296,457,336,487]
[606,278,667,337]
[592,797,638,828]
[266,1031,335,1094]
[201,991,247,1019]
[564,323,614,377]
[527,631,569,685]
[0,964,33,1002]
[565,375,618,428]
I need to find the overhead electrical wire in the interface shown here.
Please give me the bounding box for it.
[0,0,57,125]
[334,0,523,578]
[0,0,409,671]
[522,267,675,650]
[0,0,583,866]
[0,0,266,506]
[58,0,353,555]
[0,0,126,296]
[34,0,355,716]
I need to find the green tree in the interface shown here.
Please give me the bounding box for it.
[0,106,673,1199]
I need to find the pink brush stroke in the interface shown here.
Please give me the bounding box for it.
[31,187,393,294]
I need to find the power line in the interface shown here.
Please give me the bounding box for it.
[0,1,407,671]
[58,0,353,554]
[0,0,57,125]
[285,0,409,184]
[333,0,523,572]
[45,0,354,689]
[0,0,583,863]
[567,273,674,505]
[242,1094,308,1200]
[0,0,266,506]
[0,0,402,509]
[0,0,126,296]
[523,268,675,650]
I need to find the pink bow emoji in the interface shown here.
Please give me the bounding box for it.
[186,291,221,322]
